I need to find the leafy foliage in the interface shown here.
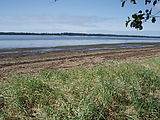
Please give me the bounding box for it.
[122,0,160,30]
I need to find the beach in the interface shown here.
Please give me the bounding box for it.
[1,43,160,80]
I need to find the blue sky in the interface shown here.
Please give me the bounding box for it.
[0,0,160,35]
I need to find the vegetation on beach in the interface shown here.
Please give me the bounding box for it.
[0,58,160,120]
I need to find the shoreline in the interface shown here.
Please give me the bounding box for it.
[1,32,160,38]
[1,43,160,80]
[1,42,160,57]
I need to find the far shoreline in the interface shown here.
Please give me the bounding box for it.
[0,32,160,38]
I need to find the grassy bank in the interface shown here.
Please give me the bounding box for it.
[0,58,160,120]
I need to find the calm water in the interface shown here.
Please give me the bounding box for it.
[0,35,160,57]
[0,35,160,49]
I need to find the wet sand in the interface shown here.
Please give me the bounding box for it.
[1,42,160,57]
[1,43,160,81]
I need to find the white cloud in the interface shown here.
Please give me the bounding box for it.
[0,15,159,36]
[1,15,112,25]
[0,15,119,32]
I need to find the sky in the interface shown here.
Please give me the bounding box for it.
[0,0,160,36]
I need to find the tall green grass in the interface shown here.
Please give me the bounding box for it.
[0,58,160,120]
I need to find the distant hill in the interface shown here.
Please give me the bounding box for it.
[0,32,160,38]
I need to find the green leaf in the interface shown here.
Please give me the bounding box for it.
[139,26,143,30]
[138,10,142,13]
[122,1,126,7]
[145,0,151,5]
[152,17,156,23]
[153,0,157,6]
[132,14,138,19]
[130,0,137,4]
[145,9,149,13]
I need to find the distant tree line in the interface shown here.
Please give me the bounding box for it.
[0,32,160,38]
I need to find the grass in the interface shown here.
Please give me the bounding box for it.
[0,58,160,120]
